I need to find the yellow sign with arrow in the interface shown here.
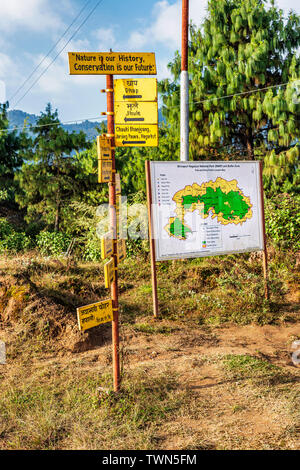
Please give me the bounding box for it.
[115,101,158,125]
[114,78,157,102]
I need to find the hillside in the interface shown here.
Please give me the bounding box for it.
[0,249,299,450]
[8,110,102,141]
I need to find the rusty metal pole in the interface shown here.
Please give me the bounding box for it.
[106,74,120,392]
[180,0,189,161]
[259,161,269,300]
[145,161,159,317]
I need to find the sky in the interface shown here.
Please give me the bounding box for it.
[0,0,299,123]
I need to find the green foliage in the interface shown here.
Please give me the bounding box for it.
[159,0,300,187]
[82,236,102,261]
[0,189,8,202]
[0,218,32,253]
[265,193,300,250]
[15,103,91,231]
[36,231,72,257]
[0,218,12,238]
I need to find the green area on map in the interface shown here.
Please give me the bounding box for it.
[168,217,192,238]
[182,187,251,221]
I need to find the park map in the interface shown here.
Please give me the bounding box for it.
[165,177,253,240]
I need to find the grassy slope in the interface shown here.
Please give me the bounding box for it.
[0,249,299,450]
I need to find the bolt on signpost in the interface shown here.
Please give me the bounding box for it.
[68,51,157,392]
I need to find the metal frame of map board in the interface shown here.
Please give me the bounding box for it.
[148,161,265,262]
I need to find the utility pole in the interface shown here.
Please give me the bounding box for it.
[180,0,189,161]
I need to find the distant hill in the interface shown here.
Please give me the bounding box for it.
[8,108,165,142]
[8,110,102,141]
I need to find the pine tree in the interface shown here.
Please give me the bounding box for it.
[0,102,29,201]
[15,104,90,231]
[159,0,300,191]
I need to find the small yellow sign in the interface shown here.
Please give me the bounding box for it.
[115,124,158,147]
[77,299,113,331]
[114,78,157,102]
[104,258,115,288]
[101,232,113,259]
[115,101,158,125]
[117,238,126,263]
[97,135,112,160]
[68,52,156,75]
[98,159,113,183]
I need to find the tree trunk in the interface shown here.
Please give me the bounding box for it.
[246,129,254,160]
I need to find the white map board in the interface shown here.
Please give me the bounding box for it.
[149,161,264,261]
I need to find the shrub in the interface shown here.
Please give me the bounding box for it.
[0,218,32,253]
[265,194,300,251]
[36,231,72,257]
[0,231,32,253]
[0,218,13,239]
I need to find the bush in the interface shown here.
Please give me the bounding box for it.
[36,231,72,257]
[82,237,102,261]
[265,194,300,251]
[0,231,32,253]
[0,218,32,253]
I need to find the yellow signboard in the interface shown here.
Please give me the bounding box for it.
[68,52,156,75]
[101,232,113,259]
[77,299,113,331]
[104,259,115,288]
[97,135,112,160]
[115,124,158,147]
[115,102,158,125]
[98,159,113,183]
[117,238,126,263]
[114,78,157,102]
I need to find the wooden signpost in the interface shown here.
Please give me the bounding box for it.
[68,51,157,393]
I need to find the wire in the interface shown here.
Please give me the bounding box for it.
[8,0,92,104]
[162,81,295,111]
[12,0,105,109]
[0,115,107,134]
[3,79,297,134]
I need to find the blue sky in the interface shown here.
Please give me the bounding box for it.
[0,0,299,123]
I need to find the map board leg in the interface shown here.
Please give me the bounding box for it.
[106,74,121,392]
[145,160,159,317]
[259,161,269,300]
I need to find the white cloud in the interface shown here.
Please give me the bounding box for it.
[127,0,206,51]
[93,27,118,51]
[0,0,64,34]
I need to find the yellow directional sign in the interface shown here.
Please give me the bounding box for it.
[104,259,115,288]
[77,299,113,331]
[98,159,113,183]
[115,102,158,125]
[115,124,158,147]
[101,232,113,259]
[114,78,157,102]
[117,238,126,263]
[97,135,112,160]
[68,52,156,75]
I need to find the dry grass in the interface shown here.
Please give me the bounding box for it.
[0,250,299,449]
